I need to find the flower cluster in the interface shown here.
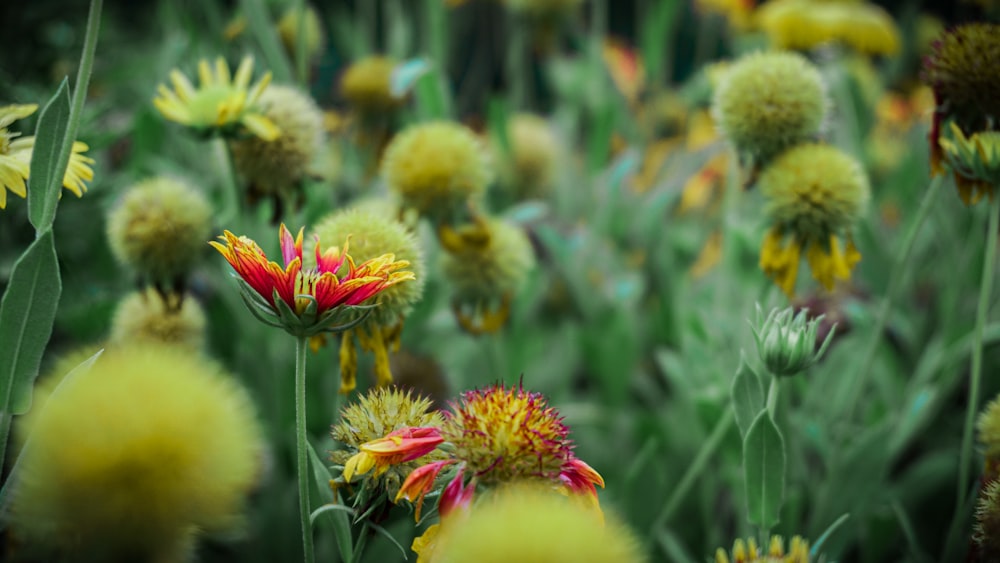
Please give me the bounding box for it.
[715,535,810,563]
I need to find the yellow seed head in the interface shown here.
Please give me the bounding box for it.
[496,113,561,200]
[382,121,492,222]
[11,345,264,561]
[441,219,535,307]
[340,55,404,115]
[277,4,325,62]
[229,84,325,196]
[106,176,212,282]
[108,289,207,353]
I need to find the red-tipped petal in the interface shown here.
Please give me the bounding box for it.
[279,223,304,267]
[396,459,457,521]
[439,469,474,519]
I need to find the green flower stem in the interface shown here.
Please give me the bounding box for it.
[651,408,734,532]
[957,194,1000,511]
[293,0,308,87]
[840,175,943,425]
[241,0,294,84]
[766,376,780,417]
[217,139,242,227]
[294,336,315,563]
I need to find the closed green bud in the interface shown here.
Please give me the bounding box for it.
[750,304,834,377]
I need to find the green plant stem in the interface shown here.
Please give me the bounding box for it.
[839,175,942,425]
[294,336,315,563]
[766,377,780,417]
[957,195,1000,511]
[241,0,293,83]
[294,0,308,87]
[651,408,734,532]
[217,139,242,227]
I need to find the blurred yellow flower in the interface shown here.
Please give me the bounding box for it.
[756,0,900,56]
[153,56,280,140]
[0,104,95,209]
[715,534,810,563]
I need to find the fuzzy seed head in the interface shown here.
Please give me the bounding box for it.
[311,207,425,327]
[441,219,535,306]
[923,23,1000,132]
[11,345,263,561]
[382,121,492,222]
[497,113,561,200]
[332,387,445,498]
[106,176,212,282]
[109,289,207,353]
[976,480,1000,559]
[978,395,1000,460]
[229,84,325,196]
[759,143,870,244]
[442,384,571,485]
[428,484,646,563]
[340,55,403,114]
[757,0,900,55]
[713,51,828,162]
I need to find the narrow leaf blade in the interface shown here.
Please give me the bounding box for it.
[0,230,62,414]
[731,352,765,438]
[743,410,786,529]
[27,79,71,232]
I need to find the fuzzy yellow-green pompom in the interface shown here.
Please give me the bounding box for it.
[11,345,263,561]
[229,84,325,196]
[976,480,1000,559]
[978,395,1000,466]
[712,51,827,162]
[331,386,445,498]
[756,0,900,56]
[423,484,646,563]
[277,3,325,62]
[714,534,810,563]
[109,289,207,353]
[496,113,561,200]
[382,121,492,222]
[923,23,1000,133]
[340,55,404,115]
[441,219,535,307]
[106,176,212,283]
[760,143,869,244]
[312,207,425,327]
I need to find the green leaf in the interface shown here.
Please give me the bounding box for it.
[27,79,71,233]
[307,442,353,562]
[731,351,765,438]
[743,410,786,530]
[0,230,62,415]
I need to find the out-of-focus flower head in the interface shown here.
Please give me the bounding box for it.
[277,4,325,62]
[395,383,604,523]
[106,176,212,291]
[923,23,1000,201]
[439,217,536,334]
[229,84,325,203]
[210,223,415,340]
[340,55,405,116]
[712,51,828,165]
[332,387,446,502]
[715,534,810,563]
[758,143,869,297]
[310,207,426,392]
[696,0,757,30]
[975,480,1000,561]
[756,0,900,56]
[153,56,279,141]
[413,483,646,563]
[10,345,264,562]
[0,104,94,209]
[494,113,561,201]
[109,289,207,353]
[382,121,492,224]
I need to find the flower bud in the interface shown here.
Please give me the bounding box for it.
[750,304,834,377]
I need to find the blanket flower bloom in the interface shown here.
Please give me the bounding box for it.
[394,383,604,522]
[715,534,810,563]
[0,104,95,209]
[210,223,415,339]
[153,56,280,140]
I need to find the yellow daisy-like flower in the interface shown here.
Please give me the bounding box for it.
[756,0,900,56]
[0,104,95,209]
[715,535,810,563]
[153,56,280,141]
[758,143,869,297]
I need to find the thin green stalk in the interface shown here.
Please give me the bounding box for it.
[217,139,242,227]
[241,0,294,83]
[766,377,780,417]
[294,0,308,87]
[651,408,734,531]
[957,195,1000,512]
[295,336,315,563]
[839,175,942,424]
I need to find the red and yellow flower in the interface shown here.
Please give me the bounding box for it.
[342,427,444,482]
[210,223,415,338]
